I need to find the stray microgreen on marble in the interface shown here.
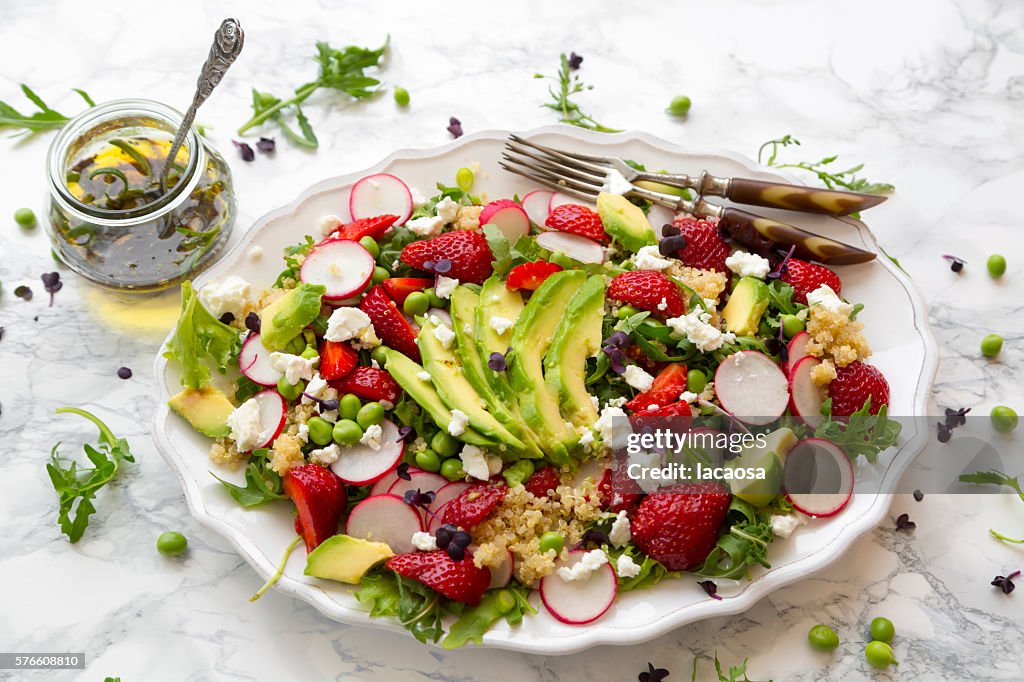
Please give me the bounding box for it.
[534,53,621,133]
[758,134,894,195]
[0,84,95,137]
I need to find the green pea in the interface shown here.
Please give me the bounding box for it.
[781,314,805,339]
[393,86,410,107]
[414,449,441,472]
[616,304,640,320]
[987,254,1006,278]
[339,393,362,420]
[332,419,363,445]
[807,624,839,652]
[359,236,380,259]
[981,333,1003,357]
[372,266,390,284]
[425,287,445,308]
[370,344,390,367]
[493,588,516,614]
[864,640,897,669]
[300,345,319,360]
[686,369,707,394]
[456,166,475,192]
[156,531,188,557]
[307,416,335,445]
[403,291,430,316]
[666,95,692,117]
[869,616,895,643]
[431,431,460,458]
[502,459,535,488]
[14,207,37,228]
[356,402,386,429]
[538,531,564,554]
[440,457,466,481]
[277,377,305,401]
[991,405,1019,433]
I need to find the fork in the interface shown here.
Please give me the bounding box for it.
[502,135,878,265]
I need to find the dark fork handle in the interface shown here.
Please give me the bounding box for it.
[718,206,876,265]
[727,178,886,217]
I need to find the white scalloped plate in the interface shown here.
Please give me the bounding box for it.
[152,126,938,654]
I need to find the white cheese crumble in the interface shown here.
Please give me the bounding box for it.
[594,405,628,449]
[296,423,310,444]
[770,513,807,539]
[434,275,459,299]
[806,284,852,316]
[248,245,264,260]
[302,373,338,406]
[411,531,437,551]
[227,398,264,452]
[435,196,461,224]
[603,169,633,196]
[616,554,642,578]
[666,309,736,352]
[679,390,699,404]
[578,428,595,449]
[557,549,609,582]
[406,215,444,237]
[448,409,469,436]
[609,510,632,547]
[623,365,655,392]
[725,251,771,279]
[360,423,384,451]
[605,396,628,408]
[489,316,514,335]
[416,370,432,382]
[269,352,318,384]
[410,186,428,208]
[460,444,489,480]
[198,276,252,319]
[432,321,456,350]
[633,245,673,272]
[316,214,344,237]
[309,443,342,466]
[324,306,380,348]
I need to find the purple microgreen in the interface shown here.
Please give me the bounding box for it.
[567,52,584,70]
[602,345,627,374]
[658,234,688,256]
[913,489,924,502]
[661,223,680,238]
[397,425,416,443]
[396,462,412,481]
[942,254,966,273]
[451,529,471,548]
[603,331,632,348]
[991,570,1020,595]
[447,544,466,561]
[244,312,261,334]
[422,260,436,272]
[41,272,62,306]
[895,513,916,532]
[446,116,463,138]
[116,367,132,380]
[764,337,785,360]
[488,351,508,372]
[435,523,456,549]
[403,488,436,510]
[232,140,255,162]
[944,406,971,429]
[302,393,339,412]
[697,579,722,600]
[638,662,669,682]
[432,258,452,274]
[256,137,276,153]
[14,285,33,301]
[572,529,609,550]
[936,422,951,443]
[767,245,797,281]
[0,327,5,343]
[219,312,236,325]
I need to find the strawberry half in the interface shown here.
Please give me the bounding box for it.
[607,271,686,318]
[630,482,731,570]
[545,204,607,243]
[672,217,730,273]
[283,464,347,552]
[626,362,688,412]
[386,550,491,604]
[604,462,644,513]
[524,466,562,499]
[318,340,358,381]
[780,258,842,305]
[506,261,563,291]
[327,214,399,242]
[330,366,402,403]
[359,285,420,362]
[442,483,507,528]
[381,277,433,306]
[400,230,494,284]
[827,361,890,417]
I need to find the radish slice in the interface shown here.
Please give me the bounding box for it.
[648,204,677,238]
[349,173,413,225]
[239,333,282,386]
[389,470,448,499]
[345,494,423,553]
[714,351,789,425]
[522,189,553,226]
[571,459,609,489]
[785,331,812,375]
[549,191,593,212]
[488,549,515,589]
[479,199,531,243]
[425,308,451,327]
[426,481,471,532]
[536,231,605,264]
[788,356,826,428]
[370,466,423,497]
[540,550,617,625]
[300,240,375,300]
[784,438,853,517]
[253,390,287,450]
[330,420,405,485]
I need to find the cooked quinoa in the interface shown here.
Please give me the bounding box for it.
[805,302,871,376]
[455,205,484,231]
[209,437,246,468]
[667,264,728,303]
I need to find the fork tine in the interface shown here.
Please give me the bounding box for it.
[506,135,612,175]
[503,145,607,186]
[498,161,599,201]
[508,134,613,167]
[500,152,604,194]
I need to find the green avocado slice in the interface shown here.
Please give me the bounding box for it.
[544,274,605,430]
[475,276,525,403]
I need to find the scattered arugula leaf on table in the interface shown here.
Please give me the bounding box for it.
[534,53,621,133]
[960,470,1024,543]
[0,84,95,137]
[757,134,894,195]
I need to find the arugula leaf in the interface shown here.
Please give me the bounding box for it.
[273,235,317,287]
[606,545,675,592]
[354,570,445,644]
[442,585,536,648]
[814,398,901,463]
[47,407,135,543]
[211,449,286,507]
[960,470,1024,543]
[483,223,512,276]
[758,134,894,195]
[0,84,95,137]
[163,281,242,390]
[234,375,264,404]
[248,90,318,148]
[691,498,773,580]
[534,53,621,133]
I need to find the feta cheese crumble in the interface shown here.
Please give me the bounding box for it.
[770,513,807,539]
[666,309,735,352]
[489,316,514,335]
[431,320,456,350]
[406,215,444,237]
[316,214,343,237]
[616,554,642,578]
[806,284,853,317]
[410,186,428,208]
[227,398,264,452]
[633,245,673,272]
[609,510,632,547]
[460,444,490,480]
[269,352,318,384]
[360,423,384,451]
[302,373,338,406]
[725,251,771,279]
[324,306,380,348]
[434,275,459,300]
[594,405,628,449]
[309,443,342,466]
[435,196,461,224]
[623,364,655,392]
[448,409,469,436]
[556,549,608,581]
[198,276,252,319]
[411,531,437,551]
[603,169,633,196]
[416,370,432,382]
[248,245,264,260]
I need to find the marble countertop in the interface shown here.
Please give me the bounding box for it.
[1,0,1023,679]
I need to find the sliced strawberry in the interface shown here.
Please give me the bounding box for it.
[381,277,433,306]
[359,285,420,362]
[605,462,643,513]
[827,361,890,417]
[282,464,347,552]
[780,258,842,305]
[400,230,494,284]
[328,214,400,242]
[630,482,731,570]
[625,362,688,412]
[330,366,402,403]
[524,466,562,499]
[318,340,359,381]
[442,483,507,528]
[545,204,607,243]
[386,550,491,604]
[506,261,563,291]
[672,217,730,273]
[607,271,686,318]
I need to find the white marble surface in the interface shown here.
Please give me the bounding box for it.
[1,0,1023,679]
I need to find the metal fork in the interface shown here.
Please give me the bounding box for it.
[501,135,877,265]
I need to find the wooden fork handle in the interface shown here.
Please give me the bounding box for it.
[718,207,877,265]
[726,178,887,217]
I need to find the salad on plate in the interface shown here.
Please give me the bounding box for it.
[162,163,901,647]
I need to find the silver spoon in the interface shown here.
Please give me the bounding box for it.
[160,18,245,189]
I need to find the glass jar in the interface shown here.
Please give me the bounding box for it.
[46,99,236,291]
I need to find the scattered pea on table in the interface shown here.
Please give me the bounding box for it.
[980,333,1003,358]
[991,405,1018,433]
[157,531,188,557]
[393,86,410,107]
[869,616,895,643]
[14,207,37,228]
[864,640,897,669]
[666,95,692,117]
[986,254,1006,278]
[807,624,839,652]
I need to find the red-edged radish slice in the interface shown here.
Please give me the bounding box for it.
[540,550,617,625]
[349,173,413,225]
[784,438,853,517]
[300,240,375,300]
[252,390,287,450]
[785,331,812,375]
[329,420,405,485]
[426,481,471,532]
[522,189,553,226]
[488,549,515,589]
[479,199,531,242]
[549,191,593,212]
[369,466,423,497]
[536,231,605,264]
[239,333,282,386]
[788,356,826,428]
[389,470,448,499]
[648,204,677,238]
[345,494,423,553]
[714,350,789,425]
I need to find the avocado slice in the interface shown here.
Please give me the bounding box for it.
[728,428,797,507]
[544,275,605,430]
[168,386,235,437]
[383,349,495,448]
[418,316,527,453]
[597,192,657,253]
[304,535,393,584]
[260,283,326,352]
[508,270,587,463]
[721,276,770,336]
[476,276,526,403]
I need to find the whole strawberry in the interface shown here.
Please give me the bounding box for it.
[400,229,494,284]
[827,361,890,416]
[671,217,730,272]
[386,550,491,604]
[607,271,686,318]
[780,258,842,305]
[359,285,421,362]
[442,483,507,528]
[545,204,607,243]
[631,482,731,570]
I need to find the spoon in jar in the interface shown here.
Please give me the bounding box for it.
[159,18,245,191]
